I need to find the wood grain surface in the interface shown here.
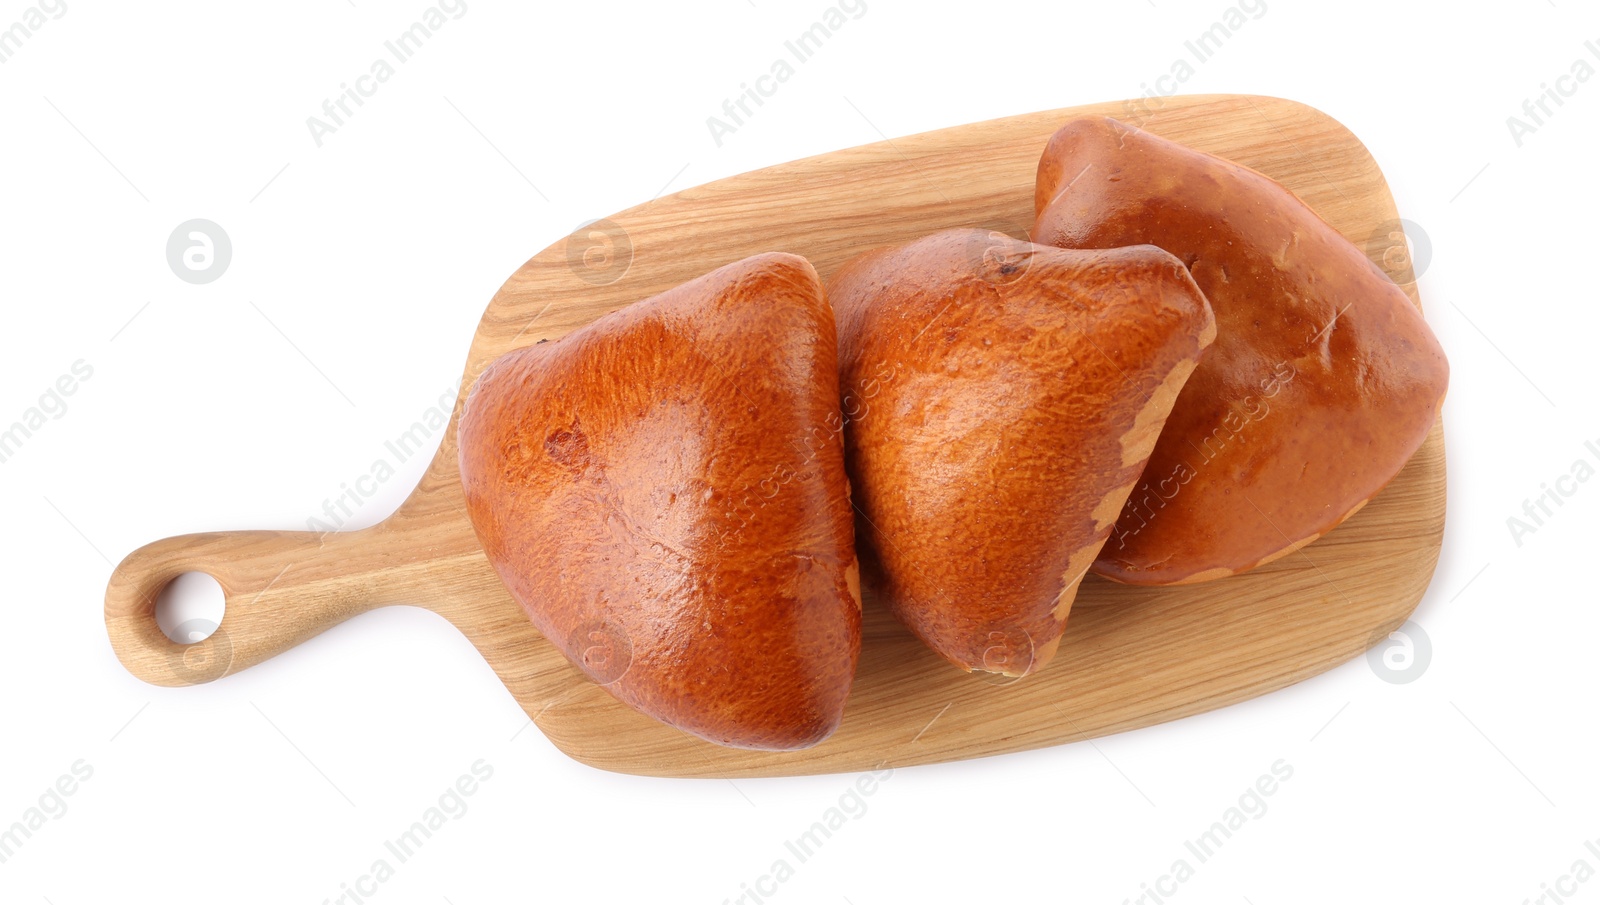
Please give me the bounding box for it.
[104,94,1447,778]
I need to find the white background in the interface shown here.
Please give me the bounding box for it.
[3,1,1597,903]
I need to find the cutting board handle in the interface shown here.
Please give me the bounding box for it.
[104,524,455,687]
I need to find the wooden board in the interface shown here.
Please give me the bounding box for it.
[104,94,1446,778]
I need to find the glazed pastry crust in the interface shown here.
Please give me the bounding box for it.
[830,230,1214,675]
[459,253,861,750]
[1035,117,1450,586]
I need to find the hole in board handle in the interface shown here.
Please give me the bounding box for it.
[155,571,226,645]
